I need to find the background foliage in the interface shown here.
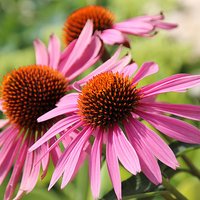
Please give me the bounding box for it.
[0,0,199,199]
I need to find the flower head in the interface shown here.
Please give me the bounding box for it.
[30,50,200,199]
[0,20,102,200]
[63,5,177,46]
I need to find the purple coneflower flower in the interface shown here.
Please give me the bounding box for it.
[0,21,101,200]
[30,50,200,200]
[63,5,177,46]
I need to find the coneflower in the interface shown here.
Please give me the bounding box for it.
[0,20,102,200]
[30,53,200,200]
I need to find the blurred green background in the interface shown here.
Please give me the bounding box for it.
[0,0,199,199]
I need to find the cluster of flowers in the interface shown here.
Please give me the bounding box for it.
[0,5,200,200]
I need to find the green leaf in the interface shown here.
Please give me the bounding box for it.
[101,173,160,200]
[169,141,200,157]
[101,142,200,200]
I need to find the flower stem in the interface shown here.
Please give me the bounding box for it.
[162,177,188,200]
[182,154,200,179]
[122,191,172,200]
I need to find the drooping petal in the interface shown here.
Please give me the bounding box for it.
[141,74,200,97]
[4,141,28,200]
[61,127,92,188]
[0,126,18,147]
[48,34,61,70]
[111,53,132,73]
[106,129,122,200]
[61,20,94,75]
[152,21,178,30]
[89,130,103,199]
[59,40,77,72]
[15,139,33,199]
[0,135,23,185]
[37,105,78,122]
[49,137,62,166]
[120,62,138,77]
[124,122,162,184]
[137,110,200,144]
[30,115,80,151]
[33,39,49,65]
[113,20,154,35]
[48,127,91,189]
[113,126,141,175]
[0,127,19,164]
[77,46,122,85]
[130,118,179,169]
[132,62,159,83]
[66,35,102,81]
[100,29,129,46]
[40,142,50,179]
[56,93,79,107]
[26,149,41,193]
[140,102,200,121]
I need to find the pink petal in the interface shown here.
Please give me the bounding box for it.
[37,105,78,122]
[113,126,141,174]
[141,74,200,97]
[48,34,61,70]
[89,130,103,199]
[49,137,62,166]
[68,148,88,182]
[130,118,179,169]
[0,126,18,147]
[56,93,79,107]
[30,115,80,151]
[124,122,162,184]
[15,140,33,199]
[106,129,122,200]
[0,135,23,185]
[4,141,28,200]
[141,102,200,121]
[100,29,129,46]
[132,62,159,83]
[153,21,178,30]
[0,119,9,129]
[61,127,92,188]
[113,21,154,35]
[48,127,91,189]
[0,128,19,164]
[26,149,41,193]
[120,62,138,77]
[40,142,50,179]
[77,46,122,85]
[59,40,77,72]
[111,53,132,74]
[61,20,94,75]
[137,110,200,144]
[33,39,49,65]
[66,35,102,81]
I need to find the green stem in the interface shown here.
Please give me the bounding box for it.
[162,177,188,200]
[161,193,176,200]
[182,155,200,179]
[122,191,171,200]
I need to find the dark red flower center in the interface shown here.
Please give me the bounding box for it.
[1,65,68,132]
[78,72,140,128]
[63,5,114,45]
